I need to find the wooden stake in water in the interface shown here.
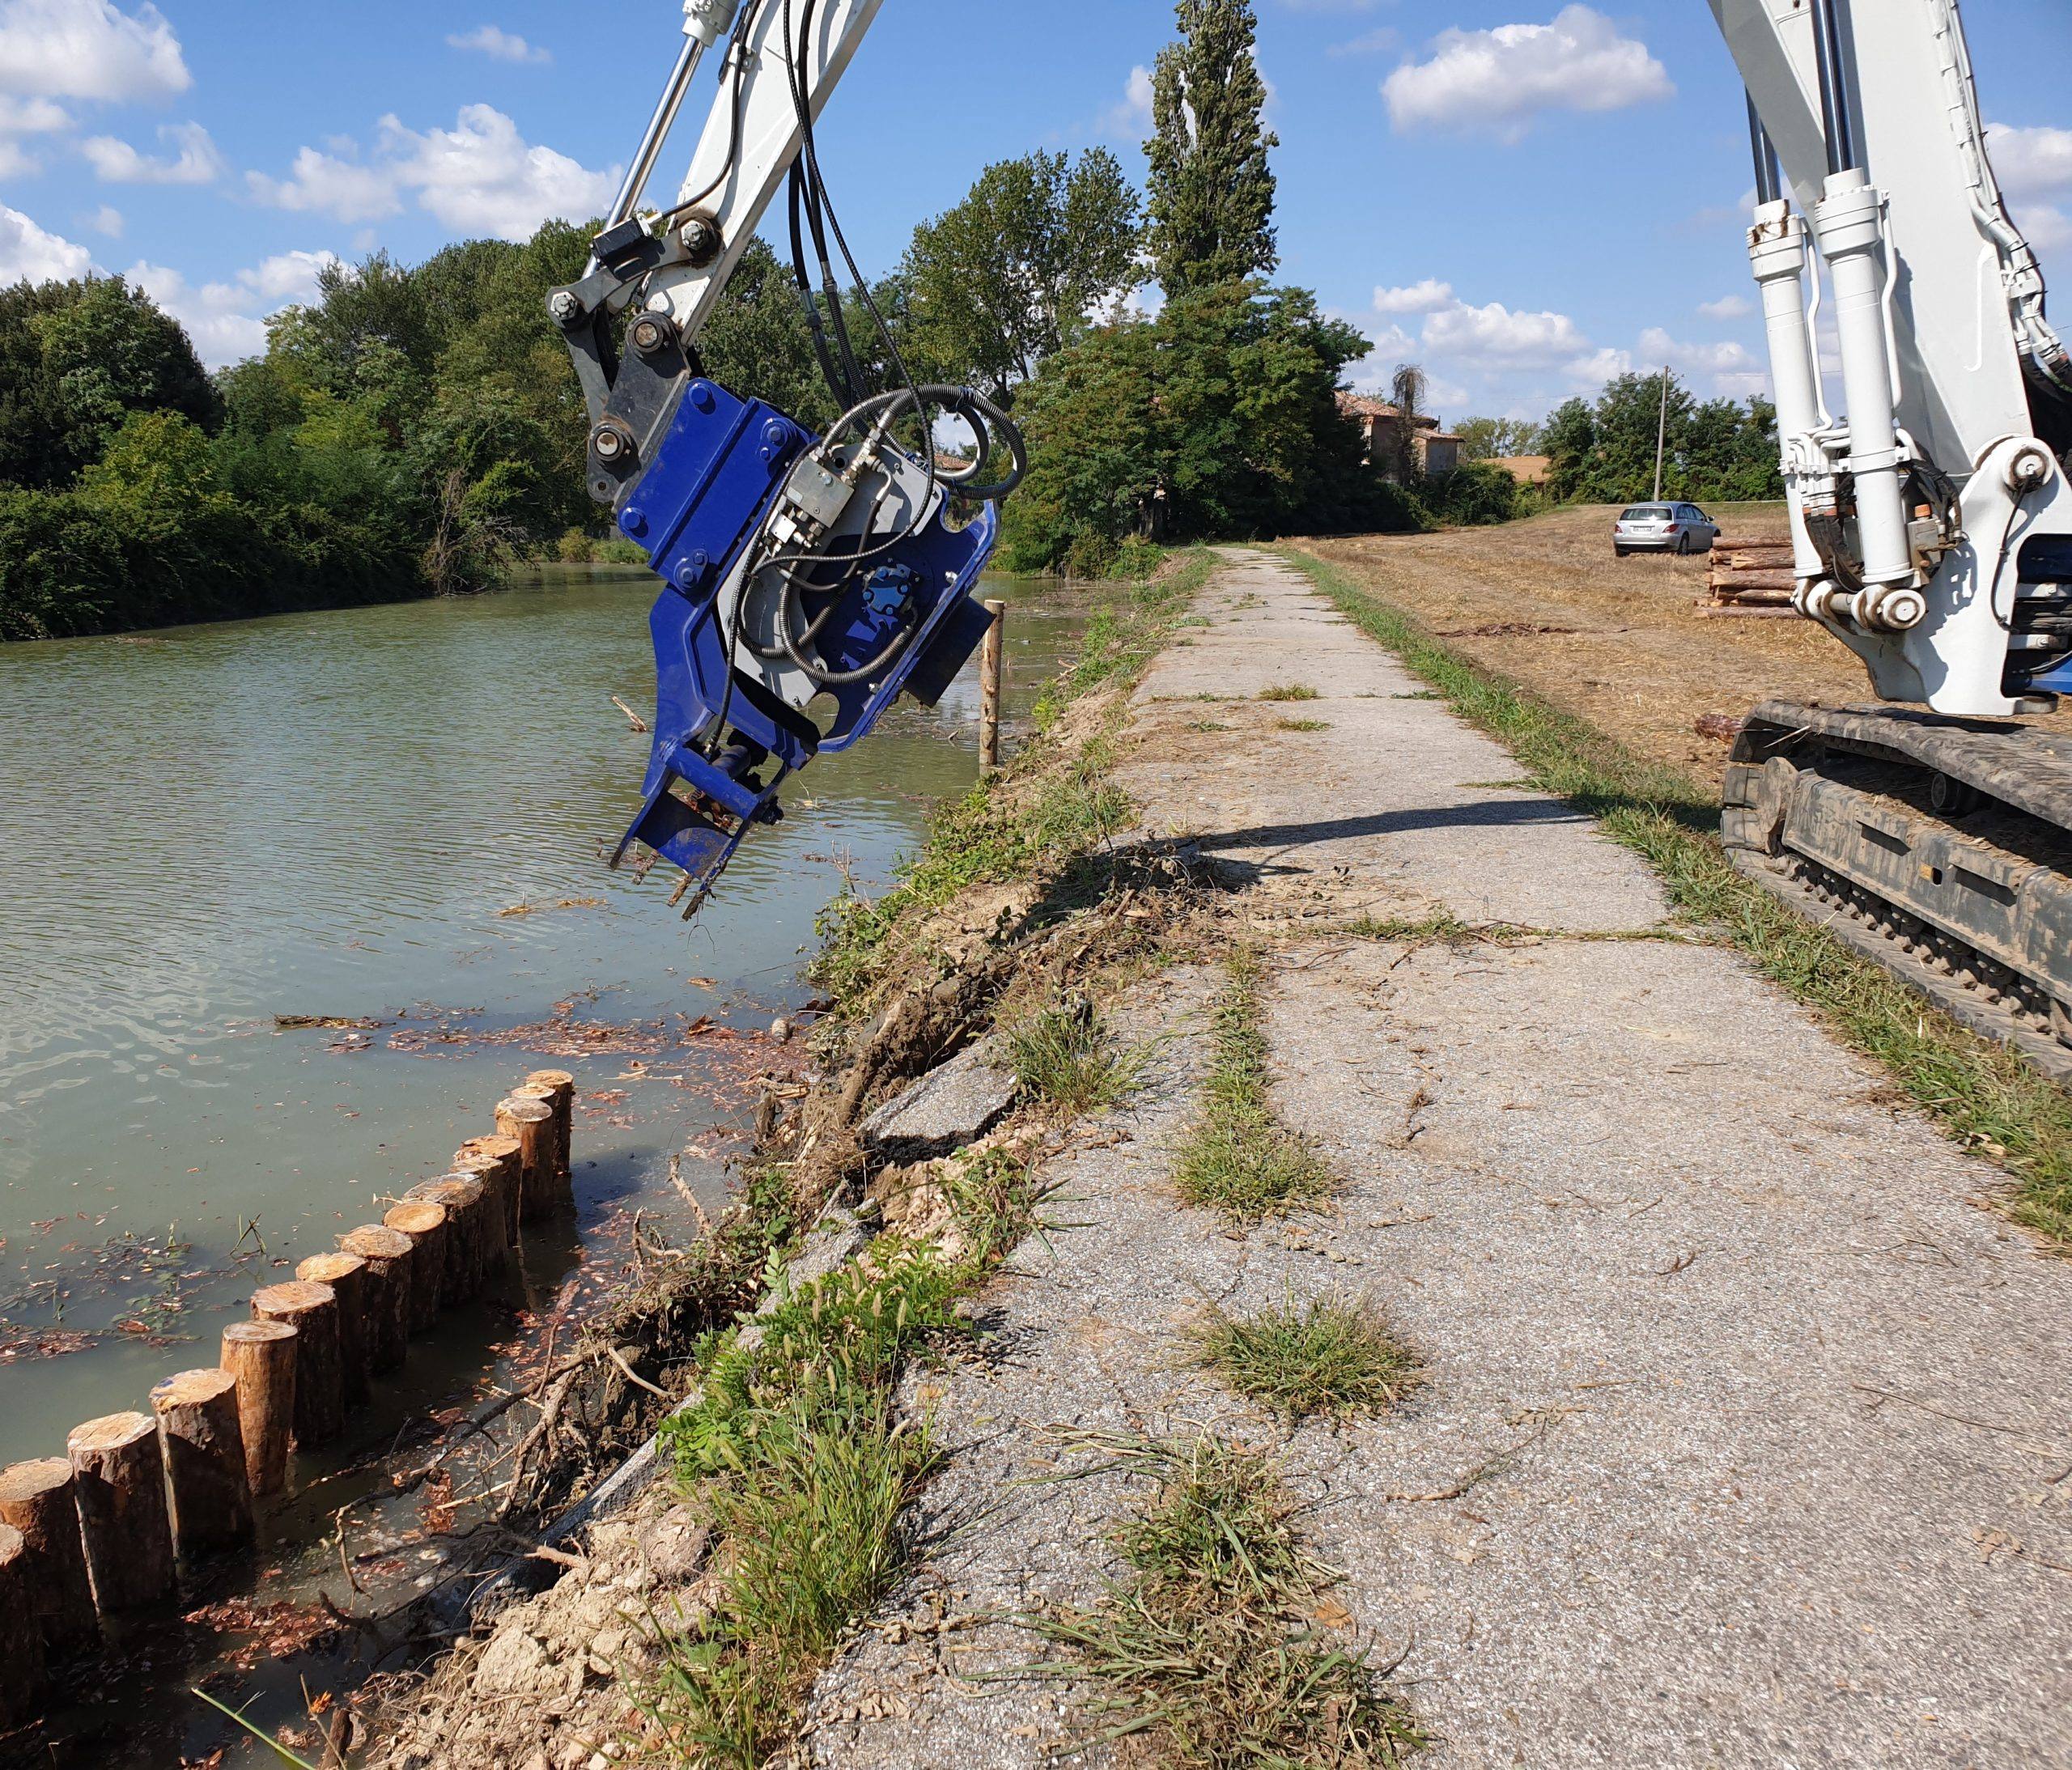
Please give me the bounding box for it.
[297,1252,371,1405]
[383,1201,449,1335]
[980,598,1006,772]
[339,1225,413,1372]
[252,1280,344,1447]
[0,1523,49,1730]
[220,1320,297,1496]
[0,1459,98,1658]
[150,1369,254,1556]
[66,1411,176,1614]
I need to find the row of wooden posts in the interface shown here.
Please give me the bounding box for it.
[0,1071,576,1730]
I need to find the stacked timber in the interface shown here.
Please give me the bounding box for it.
[1702,534,1799,617]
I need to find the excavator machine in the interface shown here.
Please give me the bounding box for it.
[555,0,2072,1078]
[1711,0,2072,1079]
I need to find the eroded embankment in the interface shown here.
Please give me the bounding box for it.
[365,545,2072,1770]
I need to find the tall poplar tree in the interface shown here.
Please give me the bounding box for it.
[1144,0,1279,294]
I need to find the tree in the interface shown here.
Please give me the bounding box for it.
[0,277,216,487]
[902,149,1142,405]
[1144,0,1278,295]
[1454,415,1543,461]
[1000,279,1379,572]
[1386,363,1428,483]
[1542,371,1783,503]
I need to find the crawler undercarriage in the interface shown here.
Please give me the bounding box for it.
[1725,702,2072,1080]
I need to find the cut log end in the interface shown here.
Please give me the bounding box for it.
[221,1319,298,1497]
[151,1368,254,1556]
[0,1458,99,1660]
[67,1411,176,1615]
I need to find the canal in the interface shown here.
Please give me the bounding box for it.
[0,565,1081,1469]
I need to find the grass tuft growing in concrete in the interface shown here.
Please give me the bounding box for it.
[1174,949,1338,1221]
[1280,545,2072,1246]
[1273,715,1331,732]
[1255,682,1320,702]
[1007,996,1144,1114]
[1033,1433,1421,1767]
[1189,1291,1420,1423]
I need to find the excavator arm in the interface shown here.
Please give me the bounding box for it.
[547,0,1024,917]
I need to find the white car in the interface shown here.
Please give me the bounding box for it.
[1614,503,1719,556]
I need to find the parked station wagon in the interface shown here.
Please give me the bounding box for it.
[1614,503,1719,556]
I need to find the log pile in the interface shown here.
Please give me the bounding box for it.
[0,1066,580,1716]
[1701,534,1800,618]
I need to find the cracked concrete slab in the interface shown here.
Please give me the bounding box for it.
[805,548,2072,1769]
[1267,934,2072,1770]
[1116,549,1667,935]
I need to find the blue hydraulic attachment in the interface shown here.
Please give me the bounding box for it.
[607,376,1000,915]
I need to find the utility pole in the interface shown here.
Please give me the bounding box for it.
[1652,364,1671,502]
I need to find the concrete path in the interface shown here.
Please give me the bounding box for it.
[807,550,2072,1768]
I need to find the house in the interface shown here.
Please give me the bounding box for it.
[1492,454,1552,487]
[1338,393,1463,482]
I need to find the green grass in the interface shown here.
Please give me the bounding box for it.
[1255,683,1320,702]
[1279,545,2072,1246]
[1006,996,1145,1113]
[813,550,1215,1011]
[648,1242,970,1764]
[1174,949,1338,1221]
[1031,1433,1421,1767]
[1189,1291,1420,1424]
[1272,716,1331,732]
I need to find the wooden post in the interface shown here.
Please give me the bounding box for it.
[0,1524,48,1730]
[382,1202,449,1335]
[220,1322,297,1497]
[297,1252,370,1405]
[524,1069,576,1191]
[452,1141,519,1266]
[0,1460,98,1659]
[150,1369,253,1556]
[66,1412,176,1614]
[456,1135,523,1246]
[406,1176,489,1301]
[979,597,1005,772]
[495,1096,557,1222]
[252,1281,343,1449]
[339,1226,413,1371]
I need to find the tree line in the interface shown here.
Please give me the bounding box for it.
[0,0,1779,642]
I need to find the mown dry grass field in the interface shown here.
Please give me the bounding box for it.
[1297,503,1880,786]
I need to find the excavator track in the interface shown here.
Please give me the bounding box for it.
[1723,700,2072,1083]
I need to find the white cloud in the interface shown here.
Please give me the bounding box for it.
[1104,65,1154,139]
[1987,122,2072,202]
[2019,205,2070,254]
[1564,345,1633,385]
[377,106,617,237]
[249,105,618,240]
[81,118,221,183]
[126,248,342,367]
[1637,327,1768,398]
[1423,296,1590,365]
[0,202,91,282]
[83,202,121,236]
[0,0,188,102]
[1373,278,1454,315]
[0,92,73,176]
[1382,6,1671,141]
[447,24,550,65]
[1329,28,1400,58]
[246,143,401,224]
[1697,294,1751,320]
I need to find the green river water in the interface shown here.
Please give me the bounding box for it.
[0,566,1083,1764]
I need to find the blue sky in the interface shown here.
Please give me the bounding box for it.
[1,0,2067,427]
